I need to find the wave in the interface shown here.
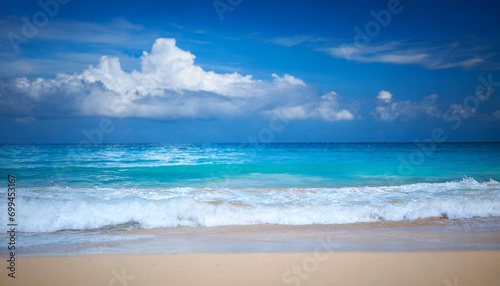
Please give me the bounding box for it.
[2,177,499,232]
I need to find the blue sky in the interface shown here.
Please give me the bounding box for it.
[0,0,499,143]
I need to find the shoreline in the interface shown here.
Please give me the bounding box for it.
[2,217,500,257]
[1,218,500,285]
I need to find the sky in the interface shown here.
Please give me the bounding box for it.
[0,0,499,143]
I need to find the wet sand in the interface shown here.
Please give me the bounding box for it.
[104,217,500,253]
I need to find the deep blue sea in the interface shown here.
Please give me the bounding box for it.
[1,143,500,233]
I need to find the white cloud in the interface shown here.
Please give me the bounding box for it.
[374,92,442,121]
[271,73,305,86]
[81,38,256,97]
[1,38,354,122]
[266,92,354,122]
[376,90,393,103]
[0,52,141,77]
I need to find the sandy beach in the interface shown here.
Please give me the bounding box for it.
[2,218,500,286]
[2,251,499,286]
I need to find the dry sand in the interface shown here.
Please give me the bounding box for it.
[2,251,500,286]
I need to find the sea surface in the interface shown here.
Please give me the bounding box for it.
[1,143,500,255]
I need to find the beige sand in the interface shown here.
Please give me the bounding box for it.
[2,251,499,286]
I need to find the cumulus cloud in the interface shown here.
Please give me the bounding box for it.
[376,90,393,103]
[0,38,354,122]
[374,92,442,121]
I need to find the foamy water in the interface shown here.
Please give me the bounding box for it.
[1,143,499,233]
[0,178,497,232]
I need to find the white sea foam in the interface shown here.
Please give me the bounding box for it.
[3,178,499,232]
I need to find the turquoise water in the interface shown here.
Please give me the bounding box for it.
[1,143,500,232]
[3,143,500,188]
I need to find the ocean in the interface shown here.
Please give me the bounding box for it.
[1,143,500,254]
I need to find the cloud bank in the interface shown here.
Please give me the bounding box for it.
[2,38,493,124]
[0,38,353,121]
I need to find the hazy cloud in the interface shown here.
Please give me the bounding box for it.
[324,41,490,69]
[374,92,442,121]
[268,35,327,47]
[493,110,500,120]
[264,92,355,122]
